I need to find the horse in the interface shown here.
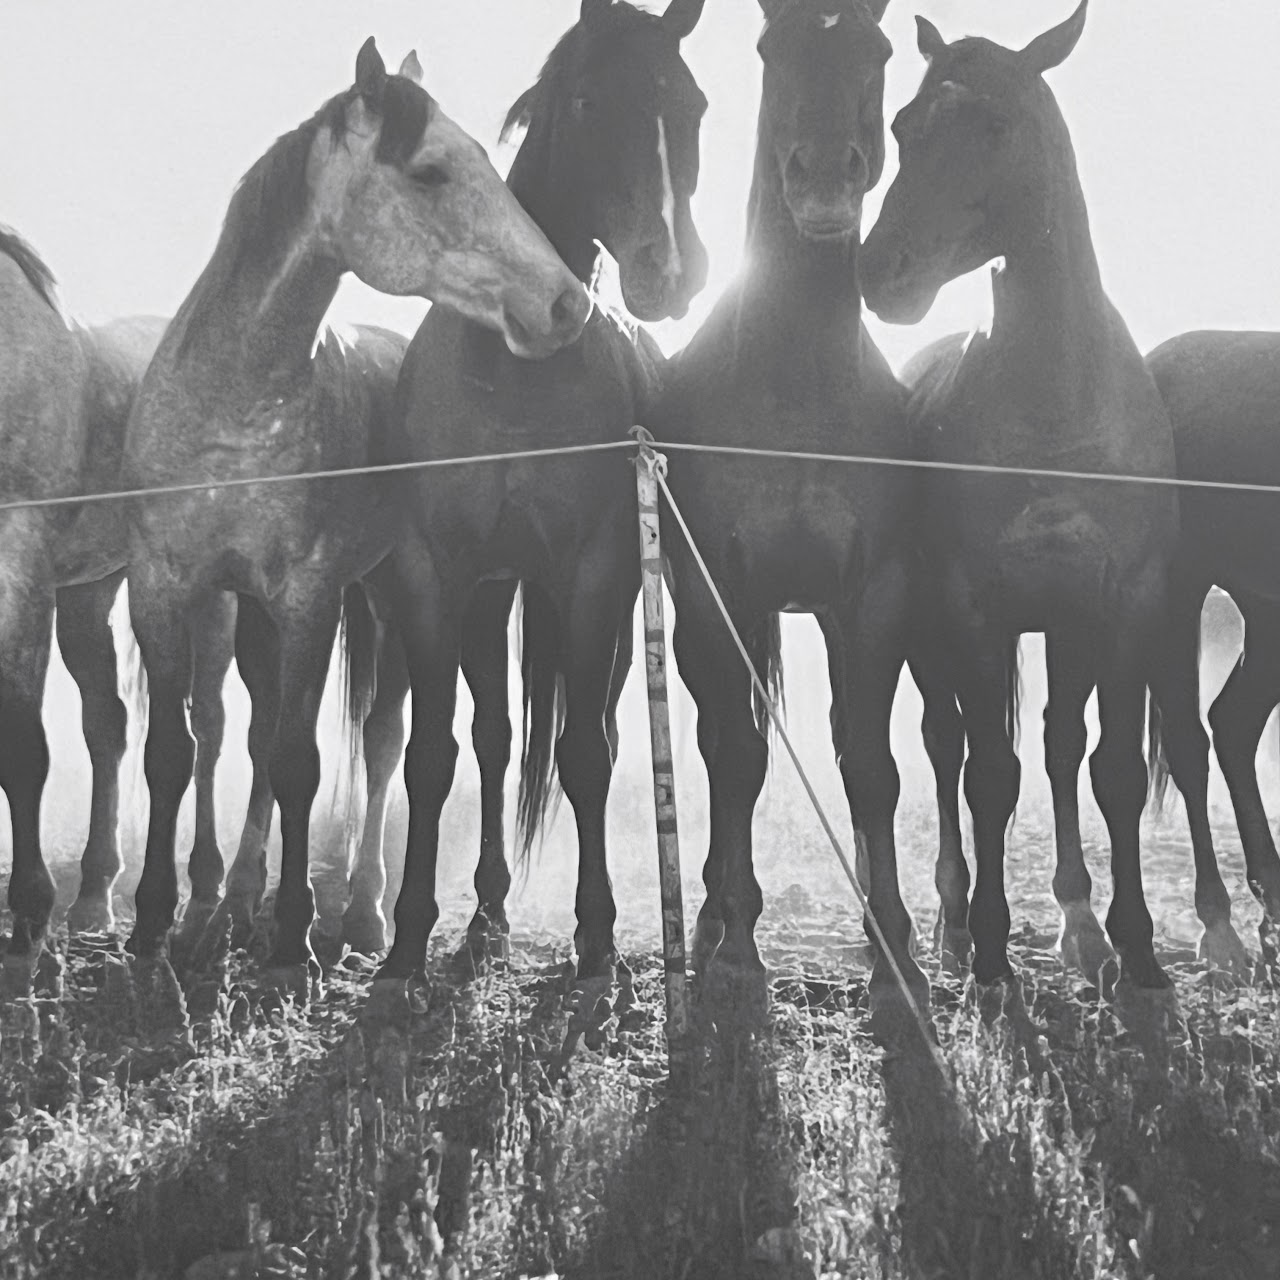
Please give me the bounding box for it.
[0,226,242,983]
[861,0,1180,999]
[1139,331,1280,972]
[648,0,922,1025]
[119,39,590,985]
[377,0,709,1008]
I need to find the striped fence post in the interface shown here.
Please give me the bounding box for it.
[632,429,691,1079]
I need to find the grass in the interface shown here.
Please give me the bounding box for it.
[6,638,1280,1280]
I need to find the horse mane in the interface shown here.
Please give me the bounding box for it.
[0,226,61,312]
[172,75,431,358]
[500,0,666,141]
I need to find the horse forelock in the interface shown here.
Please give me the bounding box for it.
[501,1,677,142]
[0,227,61,314]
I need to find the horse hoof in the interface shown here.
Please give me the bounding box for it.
[66,894,115,935]
[1198,920,1252,979]
[261,961,320,1006]
[0,950,40,999]
[223,893,260,951]
[690,915,725,984]
[340,910,388,958]
[562,972,617,1055]
[453,915,510,978]
[698,951,769,1035]
[132,954,192,1043]
[936,926,973,978]
[1057,901,1116,984]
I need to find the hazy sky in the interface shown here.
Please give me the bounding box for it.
[6,1,1277,941]
[5,0,1280,369]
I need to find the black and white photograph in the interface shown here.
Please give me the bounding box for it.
[2,1,1280,1275]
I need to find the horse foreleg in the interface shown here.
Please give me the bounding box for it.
[225,596,280,946]
[59,573,128,934]
[376,549,464,985]
[833,572,928,1028]
[672,586,769,1028]
[179,591,236,943]
[955,629,1021,991]
[1094,614,1171,994]
[0,562,55,979]
[459,578,517,965]
[126,572,196,959]
[264,588,342,987]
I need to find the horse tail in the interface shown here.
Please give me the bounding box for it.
[109,578,149,841]
[1146,690,1172,812]
[336,582,377,843]
[753,612,786,750]
[516,583,564,866]
[1005,636,1022,751]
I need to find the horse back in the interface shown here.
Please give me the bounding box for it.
[0,253,89,504]
[1150,330,1280,600]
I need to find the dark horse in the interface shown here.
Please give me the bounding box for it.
[1138,332,1280,972]
[862,0,1180,997]
[0,227,237,980]
[649,0,925,1023]
[378,0,709,1006]
[121,41,588,982]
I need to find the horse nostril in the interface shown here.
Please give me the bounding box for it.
[848,145,867,183]
[551,284,589,334]
[786,144,812,182]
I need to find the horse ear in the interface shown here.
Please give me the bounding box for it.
[916,15,946,61]
[580,0,612,22]
[663,0,705,41]
[501,85,539,145]
[1020,0,1087,75]
[355,37,387,105]
[397,50,424,85]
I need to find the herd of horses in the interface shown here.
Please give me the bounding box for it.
[5,0,1280,1036]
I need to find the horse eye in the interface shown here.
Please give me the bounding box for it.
[572,96,592,116]
[411,164,448,188]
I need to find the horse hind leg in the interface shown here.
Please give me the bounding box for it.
[225,596,280,946]
[176,591,236,949]
[0,568,56,982]
[1043,631,1116,984]
[458,579,517,967]
[908,641,970,975]
[1150,578,1250,975]
[343,618,407,956]
[59,573,128,935]
[1208,591,1280,966]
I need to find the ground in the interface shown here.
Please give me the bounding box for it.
[4,620,1280,1278]
[4,772,1280,1280]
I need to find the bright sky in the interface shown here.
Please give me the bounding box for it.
[5,0,1280,369]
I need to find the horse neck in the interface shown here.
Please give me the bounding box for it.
[175,205,341,394]
[738,117,866,381]
[506,116,599,285]
[989,113,1111,414]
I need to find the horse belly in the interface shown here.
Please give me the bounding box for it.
[957,500,1127,630]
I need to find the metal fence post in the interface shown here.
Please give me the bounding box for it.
[632,429,691,1080]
